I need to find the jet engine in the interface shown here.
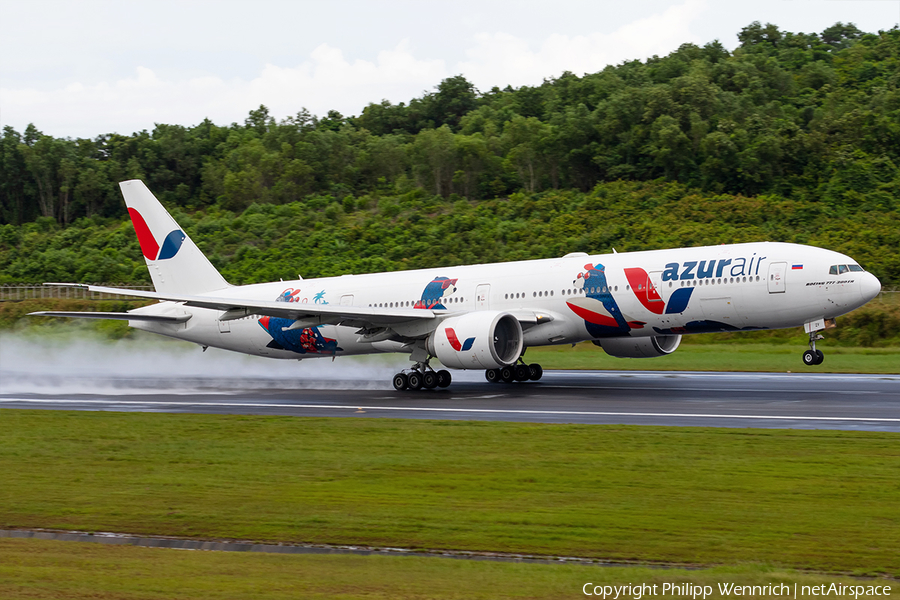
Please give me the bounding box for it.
[428,311,523,369]
[593,335,681,358]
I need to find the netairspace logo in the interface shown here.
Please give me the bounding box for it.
[582,582,893,599]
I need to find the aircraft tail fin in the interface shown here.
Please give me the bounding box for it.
[119,180,230,295]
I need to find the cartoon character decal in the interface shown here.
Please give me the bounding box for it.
[277,288,302,303]
[259,289,342,355]
[566,263,702,338]
[415,277,458,309]
[567,263,645,338]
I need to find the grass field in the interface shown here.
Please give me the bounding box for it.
[1,538,896,600]
[525,341,900,373]
[2,411,898,577]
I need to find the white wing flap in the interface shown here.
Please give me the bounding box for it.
[28,311,190,323]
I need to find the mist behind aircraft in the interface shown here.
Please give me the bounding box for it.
[0,331,416,395]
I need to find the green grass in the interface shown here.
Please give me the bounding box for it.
[1,411,898,576]
[525,341,900,373]
[1,538,897,600]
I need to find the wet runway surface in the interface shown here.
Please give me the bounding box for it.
[2,370,899,431]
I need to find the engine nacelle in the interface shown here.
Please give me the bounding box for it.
[593,335,681,358]
[428,311,523,369]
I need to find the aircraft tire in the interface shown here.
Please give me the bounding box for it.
[407,371,424,390]
[485,368,501,383]
[815,350,825,365]
[528,364,543,381]
[802,350,817,366]
[392,373,408,391]
[436,370,452,388]
[514,364,530,381]
[500,366,515,383]
[422,371,438,389]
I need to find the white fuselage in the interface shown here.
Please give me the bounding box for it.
[130,241,881,364]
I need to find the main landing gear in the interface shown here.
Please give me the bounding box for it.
[392,360,452,391]
[803,330,825,366]
[485,360,543,384]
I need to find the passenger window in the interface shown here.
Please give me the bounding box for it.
[839,265,849,274]
[829,265,838,275]
[848,265,864,272]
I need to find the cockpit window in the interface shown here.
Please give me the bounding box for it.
[848,264,864,272]
[829,265,838,275]
[838,265,849,274]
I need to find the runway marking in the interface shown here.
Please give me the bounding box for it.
[552,385,882,394]
[2,398,899,423]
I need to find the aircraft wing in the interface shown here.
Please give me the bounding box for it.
[35,283,436,329]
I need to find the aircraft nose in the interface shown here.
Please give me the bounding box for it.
[860,272,881,303]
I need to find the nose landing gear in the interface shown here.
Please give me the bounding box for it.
[803,330,825,366]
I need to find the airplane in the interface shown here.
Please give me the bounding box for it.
[30,180,882,390]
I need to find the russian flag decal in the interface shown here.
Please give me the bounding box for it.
[792,264,803,270]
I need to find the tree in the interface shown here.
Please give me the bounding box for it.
[427,75,479,131]
[0,127,33,224]
[411,126,457,196]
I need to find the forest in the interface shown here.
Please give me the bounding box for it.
[1,22,898,287]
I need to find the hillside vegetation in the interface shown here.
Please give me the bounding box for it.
[1,22,897,289]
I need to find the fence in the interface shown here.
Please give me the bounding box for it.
[0,284,155,301]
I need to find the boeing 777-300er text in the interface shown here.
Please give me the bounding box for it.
[31,180,882,390]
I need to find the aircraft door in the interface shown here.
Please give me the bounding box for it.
[217,319,231,333]
[767,262,787,294]
[647,271,664,307]
[475,284,490,310]
[340,294,354,306]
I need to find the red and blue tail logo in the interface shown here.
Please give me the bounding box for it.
[128,208,186,260]
[445,327,475,351]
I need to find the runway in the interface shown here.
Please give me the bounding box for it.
[2,370,899,431]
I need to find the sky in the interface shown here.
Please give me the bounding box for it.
[1,0,898,139]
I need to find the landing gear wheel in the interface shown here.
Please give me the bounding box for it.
[436,370,452,388]
[422,371,438,389]
[805,329,826,367]
[392,373,409,391]
[500,366,515,383]
[802,350,817,366]
[407,371,423,390]
[528,364,543,381]
[485,368,501,383]
[514,364,530,381]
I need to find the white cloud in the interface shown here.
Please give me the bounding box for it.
[0,1,717,138]
[0,40,447,137]
[458,0,708,90]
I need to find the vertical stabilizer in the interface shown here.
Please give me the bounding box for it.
[120,180,230,295]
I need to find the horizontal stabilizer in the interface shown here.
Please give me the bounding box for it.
[28,311,191,323]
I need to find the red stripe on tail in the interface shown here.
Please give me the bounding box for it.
[128,208,159,260]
